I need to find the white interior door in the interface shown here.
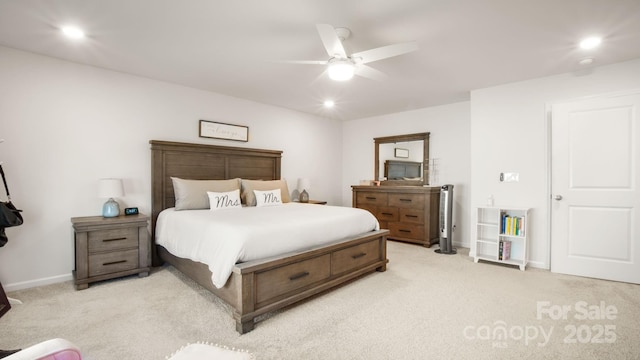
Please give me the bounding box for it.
[551,92,640,284]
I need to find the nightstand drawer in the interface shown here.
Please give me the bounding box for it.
[88,227,138,253]
[89,249,139,276]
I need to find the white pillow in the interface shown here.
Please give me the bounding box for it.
[171,177,241,210]
[207,189,242,211]
[253,189,283,207]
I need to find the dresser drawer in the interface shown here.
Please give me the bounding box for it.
[356,192,388,206]
[356,203,378,217]
[89,248,139,276]
[331,240,381,275]
[388,193,424,209]
[388,223,425,241]
[88,227,138,253]
[256,254,331,304]
[399,208,424,224]
[376,206,398,221]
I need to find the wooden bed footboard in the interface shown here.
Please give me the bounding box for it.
[159,229,388,333]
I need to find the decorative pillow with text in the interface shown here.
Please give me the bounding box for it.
[253,189,283,207]
[171,177,241,210]
[240,179,290,206]
[207,189,242,211]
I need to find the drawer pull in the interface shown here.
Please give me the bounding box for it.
[405,215,418,218]
[351,252,367,259]
[399,199,412,202]
[103,260,127,266]
[365,196,377,200]
[381,212,393,216]
[103,237,127,242]
[399,229,411,233]
[289,271,310,281]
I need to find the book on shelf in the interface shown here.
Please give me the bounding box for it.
[501,214,526,236]
[498,239,512,261]
[503,240,511,260]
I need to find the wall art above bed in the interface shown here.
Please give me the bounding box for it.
[199,119,249,142]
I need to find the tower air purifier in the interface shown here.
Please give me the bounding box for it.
[435,184,456,255]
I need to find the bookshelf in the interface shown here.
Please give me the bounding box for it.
[474,207,530,271]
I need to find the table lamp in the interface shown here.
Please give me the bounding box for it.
[98,178,124,217]
[297,178,310,203]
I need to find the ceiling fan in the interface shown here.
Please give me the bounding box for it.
[285,24,419,81]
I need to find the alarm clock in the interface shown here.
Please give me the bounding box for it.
[124,207,139,216]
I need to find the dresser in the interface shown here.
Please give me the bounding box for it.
[71,214,150,289]
[352,185,440,247]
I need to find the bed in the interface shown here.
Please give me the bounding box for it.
[150,140,389,333]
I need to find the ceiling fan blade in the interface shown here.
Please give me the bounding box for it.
[316,24,347,58]
[351,42,418,64]
[355,64,388,81]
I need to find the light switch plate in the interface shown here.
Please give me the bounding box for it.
[503,172,519,182]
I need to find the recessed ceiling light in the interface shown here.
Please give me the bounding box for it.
[579,58,595,65]
[61,25,85,39]
[579,36,601,50]
[323,100,335,108]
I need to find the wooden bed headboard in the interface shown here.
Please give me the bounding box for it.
[149,140,282,265]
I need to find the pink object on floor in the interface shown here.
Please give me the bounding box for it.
[3,338,81,360]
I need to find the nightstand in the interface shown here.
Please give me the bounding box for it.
[306,200,327,205]
[71,214,150,290]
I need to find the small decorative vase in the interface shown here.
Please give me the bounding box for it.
[299,190,309,203]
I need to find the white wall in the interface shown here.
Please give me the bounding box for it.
[0,46,343,290]
[341,102,471,248]
[470,58,640,269]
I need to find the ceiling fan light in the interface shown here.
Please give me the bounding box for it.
[328,61,355,81]
[579,36,601,50]
[61,25,85,39]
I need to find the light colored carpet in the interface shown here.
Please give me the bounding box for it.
[1,241,639,359]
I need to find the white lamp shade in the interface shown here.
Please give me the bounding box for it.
[98,178,124,198]
[297,178,311,191]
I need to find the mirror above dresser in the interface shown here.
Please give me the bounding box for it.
[374,132,430,186]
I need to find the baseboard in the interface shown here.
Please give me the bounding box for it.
[466,251,549,271]
[3,273,73,292]
[453,240,469,248]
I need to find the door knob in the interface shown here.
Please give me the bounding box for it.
[554,195,563,200]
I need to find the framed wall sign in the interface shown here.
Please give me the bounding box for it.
[199,120,249,142]
[394,148,409,158]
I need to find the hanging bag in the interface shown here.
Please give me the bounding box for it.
[0,164,23,228]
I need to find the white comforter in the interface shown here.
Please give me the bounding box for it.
[155,203,379,288]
